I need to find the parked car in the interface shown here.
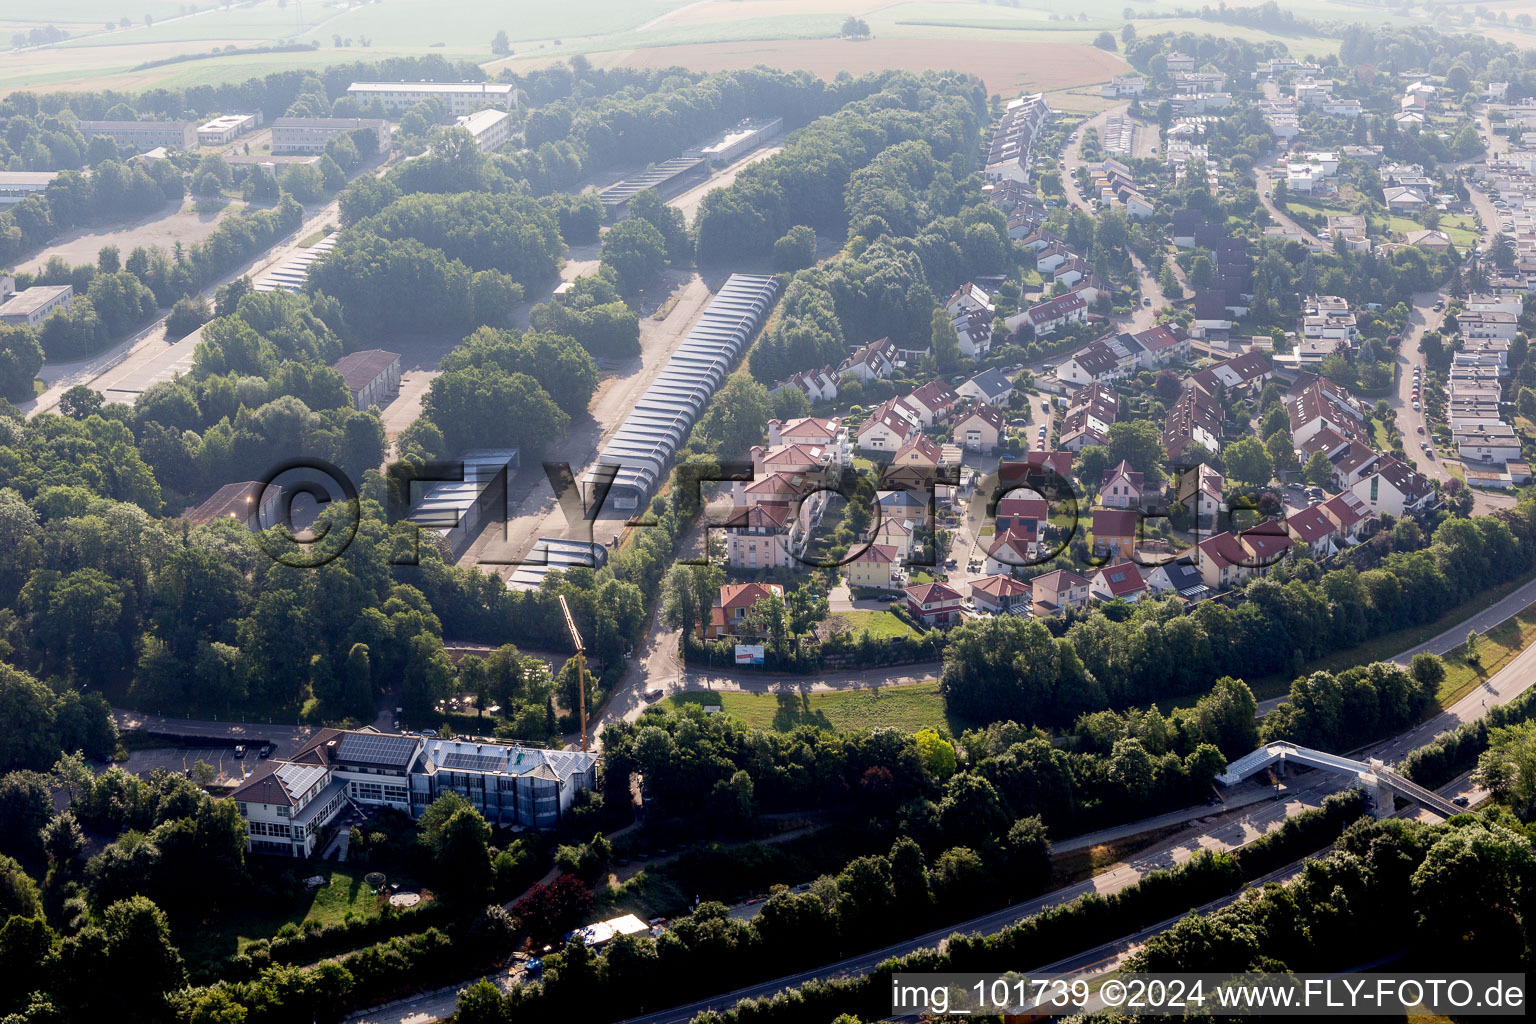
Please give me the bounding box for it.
[1413,401,1421,411]
[1143,297,1152,306]
[234,745,246,759]
[1417,425,1425,434]
[1264,190,1271,198]
[645,689,663,702]
[1042,400,1052,412]
[1453,795,1470,807]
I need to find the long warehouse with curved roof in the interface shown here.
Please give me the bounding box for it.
[585,273,781,511]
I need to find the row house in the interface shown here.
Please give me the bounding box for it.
[1457,310,1519,341]
[1060,382,1120,451]
[1057,338,1123,386]
[838,337,898,381]
[1010,291,1088,337]
[1287,375,1367,448]
[1163,382,1223,459]
[1194,526,1293,591]
[722,502,803,570]
[1351,455,1438,517]
[984,93,1052,184]
[1188,349,1274,396]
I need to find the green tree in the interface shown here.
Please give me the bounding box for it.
[1106,420,1164,479]
[772,225,816,271]
[914,728,957,780]
[1224,435,1273,486]
[600,218,667,296]
[1265,430,1298,478]
[931,305,960,372]
[1302,450,1333,488]
[1093,31,1118,51]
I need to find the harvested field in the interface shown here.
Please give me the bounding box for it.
[596,36,1128,95]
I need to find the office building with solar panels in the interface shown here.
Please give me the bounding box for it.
[583,274,780,511]
[227,727,598,856]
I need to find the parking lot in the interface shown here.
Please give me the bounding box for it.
[117,742,271,784]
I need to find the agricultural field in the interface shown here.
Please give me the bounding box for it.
[1,0,1442,99]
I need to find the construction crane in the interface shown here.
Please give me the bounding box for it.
[557,594,589,753]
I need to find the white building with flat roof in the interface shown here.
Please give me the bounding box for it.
[454,108,513,153]
[0,284,72,326]
[271,117,391,155]
[197,112,262,146]
[0,171,60,204]
[346,80,517,115]
[75,120,196,151]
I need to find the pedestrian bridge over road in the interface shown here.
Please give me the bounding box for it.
[1216,741,1463,819]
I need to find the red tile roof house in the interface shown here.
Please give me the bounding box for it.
[954,403,1006,452]
[847,543,901,590]
[1090,561,1150,603]
[985,526,1038,576]
[968,573,1033,615]
[1240,525,1294,572]
[906,582,966,627]
[1194,531,1253,591]
[1091,507,1140,561]
[1031,569,1092,617]
[856,398,918,450]
[722,502,801,569]
[1100,459,1145,508]
[1024,450,1074,479]
[905,379,960,426]
[1284,505,1338,559]
[994,495,1049,535]
[709,582,785,638]
[1320,491,1375,542]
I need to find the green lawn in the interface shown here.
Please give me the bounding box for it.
[187,863,388,961]
[667,680,954,733]
[835,609,919,639]
[1385,213,1478,249]
[1435,606,1536,706]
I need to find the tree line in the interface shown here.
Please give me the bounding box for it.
[940,499,1536,729]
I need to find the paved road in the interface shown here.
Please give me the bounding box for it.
[1059,104,1123,213]
[1251,149,1322,247]
[22,188,349,418]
